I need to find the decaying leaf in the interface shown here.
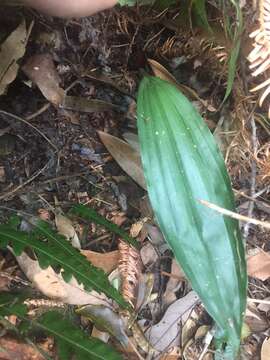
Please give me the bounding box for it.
[122,132,140,152]
[135,272,155,311]
[98,131,146,190]
[76,305,129,346]
[181,308,200,348]
[0,20,27,95]
[245,305,269,333]
[258,296,270,313]
[55,213,81,249]
[61,96,117,113]
[0,336,50,360]
[261,337,270,360]
[0,20,28,95]
[15,251,109,306]
[82,250,119,274]
[145,291,199,352]
[140,242,158,267]
[247,250,270,281]
[163,259,186,307]
[22,53,64,105]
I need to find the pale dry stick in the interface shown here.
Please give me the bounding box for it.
[198,199,270,230]
[244,114,258,240]
[0,110,58,151]
[26,103,50,121]
[247,297,270,305]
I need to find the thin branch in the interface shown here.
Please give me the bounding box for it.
[199,199,270,230]
[0,110,58,151]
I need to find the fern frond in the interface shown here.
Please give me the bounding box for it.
[0,222,128,309]
[247,0,270,115]
[70,204,139,249]
[0,294,122,360]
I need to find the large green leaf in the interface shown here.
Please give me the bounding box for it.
[137,76,247,358]
[0,221,128,309]
[0,294,122,360]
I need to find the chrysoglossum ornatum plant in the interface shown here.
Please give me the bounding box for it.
[137,76,247,359]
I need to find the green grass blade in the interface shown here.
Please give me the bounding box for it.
[223,0,243,102]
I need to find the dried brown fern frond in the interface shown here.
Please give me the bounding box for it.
[247,0,270,116]
[118,240,142,307]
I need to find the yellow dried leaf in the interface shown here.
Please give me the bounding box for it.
[0,20,27,95]
[247,250,270,281]
[261,337,270,360]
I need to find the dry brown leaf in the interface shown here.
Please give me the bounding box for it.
[61,95,117,113]
[245,305,269,333]
[22,53,64,105]
[0,336,50,360]
[0,20,28,95]
[130,218,148,238]
[181,309,200,348]
[160,346,181,359]
[258,297,270,313]
[261,337,270,360]
[247,250,270,281]
[98,131,146,190]
[140,242,158,267]
[55,213,81,249]
[82,250,119,274]
[122,132,140,152]
[145,291,199,352]
[0,166,6,183]
[163,259,186,307]
[15,251,109,306]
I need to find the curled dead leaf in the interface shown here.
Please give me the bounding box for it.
[22,53,64,105]
[0,20,28,95]
[145,291,199,352]
[55,213,81,249]
[15,251,109,306]
[82,250,119,274]
[261,337,270,360]
[98,131,146,190]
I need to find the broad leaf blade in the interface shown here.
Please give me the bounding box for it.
[137,77,247,357]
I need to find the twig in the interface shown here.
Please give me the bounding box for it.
[199,199,270,230]
[247,297,270,305]
[0,162,49,201]
[26,103,50,121]
[0,110,58,151]
[244,114,257,240]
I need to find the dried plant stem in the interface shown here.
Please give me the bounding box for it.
[199,199,270,230]
[0,110,58,151]
[247,297,270,305]
[244,114,258,240]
